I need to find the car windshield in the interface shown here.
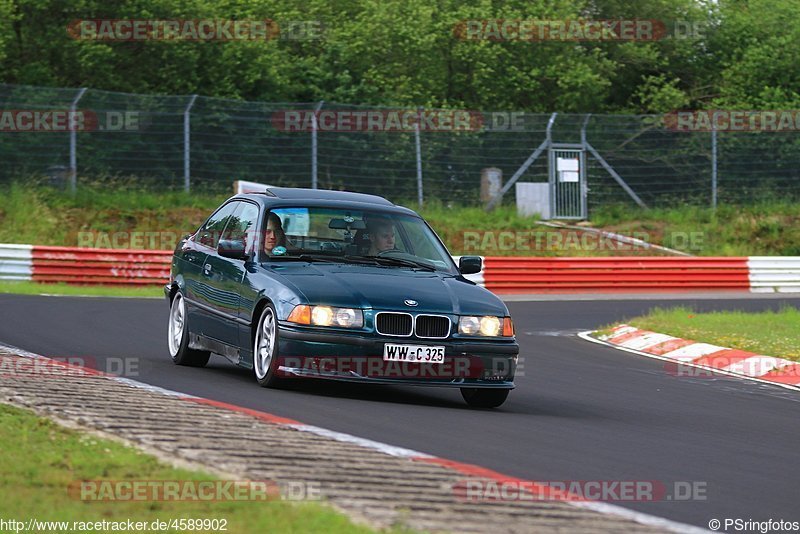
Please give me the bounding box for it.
[263,207,457,274]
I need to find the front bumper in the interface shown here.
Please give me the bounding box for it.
[275,324,519,389]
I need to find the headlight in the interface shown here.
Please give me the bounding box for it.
[459,316,514,337]
[311,306,334,325]
[480,316,501,336]
[459,316,481,335]
[288,305,363,328]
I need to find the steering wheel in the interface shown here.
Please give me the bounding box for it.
[376,248,399,256]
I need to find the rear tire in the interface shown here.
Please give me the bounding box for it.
[168,292,210,367]
[460,388,509,408]
[253,304,284,387]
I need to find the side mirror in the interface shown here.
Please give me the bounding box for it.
[459,256,482,275]
[218,239,249,260]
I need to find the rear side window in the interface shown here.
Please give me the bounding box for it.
[196,202,240,249]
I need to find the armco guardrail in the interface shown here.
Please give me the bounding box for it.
[1,244,171,286]
[748,257,800,293]
[2,245,800,292]
[478,257,753,294]
[0,244,33,281]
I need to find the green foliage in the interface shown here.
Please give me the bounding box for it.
[3,0,793,112]
[711,0,800,109]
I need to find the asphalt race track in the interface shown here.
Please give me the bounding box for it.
[2,293,799,529]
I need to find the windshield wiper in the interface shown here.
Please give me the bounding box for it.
[269,253,342,263]
[350,255,436,271]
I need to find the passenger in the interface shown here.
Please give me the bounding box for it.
[263,212,287,255]
[366,218,396,255]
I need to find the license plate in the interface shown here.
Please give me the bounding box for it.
[383,344,445,363]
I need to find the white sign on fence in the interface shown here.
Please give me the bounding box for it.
[234,180,274,194]
[556,157,580,183]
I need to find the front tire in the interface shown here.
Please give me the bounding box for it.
[168,292,210,367]
[253,304,284,387]
[460,388,509,408]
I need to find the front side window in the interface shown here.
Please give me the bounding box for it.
[221,202,260,255]
[265,207,457,273]
[196,202,240,249]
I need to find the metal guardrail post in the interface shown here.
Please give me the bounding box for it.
[311,100,324,189]
[69,87,88,193]
[183,94,198,193]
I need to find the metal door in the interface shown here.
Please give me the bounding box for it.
[549,145,587,219]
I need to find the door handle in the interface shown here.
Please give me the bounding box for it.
[203,263,212,275]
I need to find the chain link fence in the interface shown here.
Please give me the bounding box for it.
[1,83,799,213]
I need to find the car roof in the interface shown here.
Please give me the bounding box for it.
[233,187,419,216]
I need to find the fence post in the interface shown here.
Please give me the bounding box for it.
[485,113,556,211]
[415,106,423,207]
[183,94,198,193]
[311,100,324,189]
[711,125,718,209]
[580,114,592,218]
[68,87,88,193]
[580,113,591,146]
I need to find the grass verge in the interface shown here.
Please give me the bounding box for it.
[613,305,800,361]
[589,203,800,256]
[0,281,162,298]
[3,182,800,255]
[0,403,382,534]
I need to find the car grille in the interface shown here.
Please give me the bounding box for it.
[375,312,450,338]
[375,312,413,336]
[415,315,450,339]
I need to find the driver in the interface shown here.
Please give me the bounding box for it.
[263,212,287,255]
[366,217,396,255]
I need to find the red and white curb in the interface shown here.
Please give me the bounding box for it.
[0,341,704,533]
[580,325,800,391]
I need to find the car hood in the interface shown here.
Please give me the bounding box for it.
[265,263,507,316]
